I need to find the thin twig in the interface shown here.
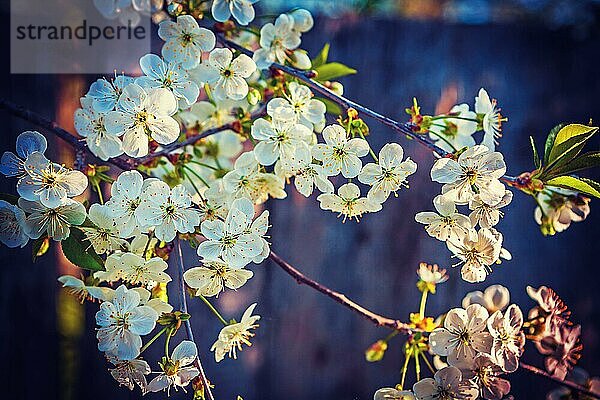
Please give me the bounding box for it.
[176,239,215,400]
[520,362,600,399]
[268,251,414,333]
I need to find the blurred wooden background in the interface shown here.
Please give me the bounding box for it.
[1,14,599,400]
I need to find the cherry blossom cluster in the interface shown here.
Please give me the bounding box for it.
[372,265,592,400]
[413,92,514,284]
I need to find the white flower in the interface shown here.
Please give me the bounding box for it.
[194,48,256,101]
[313,124,369,178]
[74,97,123,161]
[267,82,326,129]
[86,76,134,113]
[253,14,301,69]
[178,98,241,130]
[289,9,314,33]
[447,228,503,283]
[461,284,510,314]
[197,198,262,268]
[222,152,287,203]
[475,88,505,152]
[428,104,477,153]
[136,53,199,108]
[136,181,200,242]
[211,303,260,362]
[105,171,154,238]
[412,366,477,400]
[183,258,253,297]
[147,340,200,394]
[415,195,472,242]
[251,114,312,166]
[374,388,416,400]
[211,0,258,26]
[429,304,492,366]
[246,208,270,263]
[79,204,128,254]
[288,148,334,197]
[430,145,506,205]
[158,15,216,69]
[534,188,590,234]
[1,130,47,178]
[455,354,511,400]
[0,200,29,248]
[134,287,173,315]
[96,285,158,360]
[317,183,382,222]
[105,84,180,158]
[468,190,512,229]
[417,263,449,285]
[17,152,88,208]
[57,275,114,302]
[105,252,171,285]
[487,304,525,372]
[18,198,86,241]
[358,143,417,202]
[108,357,151,393]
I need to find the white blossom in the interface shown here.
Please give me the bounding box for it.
[183,258,253,297]
[105,252,171,285]
[136,53,199,108]
[487,304,525,372]
[412,366,477,400]
[251,114,312,166]
[95,285,158,360]
[1,130,47,178]
[211,303,260,362]
[253,14,301,69]
[429,304,492,367]
[461,284,510,314]
[475,88,504,151]
[317,183,381,222]
[447,228,503,283]
[374,388,415,400]
[197,198,262,268]
[313,124,369,178]
[415,195,473,242]
[147,340,200,394]
[288,148,334,197]
[18,198,86,241]
[194,48,257,101]
[105,84,180,158]
[158,15,216,69]
[108,357,151,393]
[136,181,200,242]
[428,104,477,153]
[267,82,325,129]
[430,145,506,205]
[86,76,134,113]
[211,0,259,26]
[57,275,114,303]
[17,152,88,208]
[358,143,417,202]
[80,204,128,254]
[0,200,29,248]
[74,97,123,161]
[468,190,512,229]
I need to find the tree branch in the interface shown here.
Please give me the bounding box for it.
[520,362,600,399]
[176,239,215,400]
[268,251,414,333]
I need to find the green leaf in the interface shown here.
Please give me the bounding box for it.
[547,124,598,165]
[545,151,600,179]
[530,136,541,169]
[311,43,330,68]
[314,62,357,82]
[543,123,565,164]
[60,228,104,271]
[546,176,600,199]
[317,97,343,115]
[0,193,19,205]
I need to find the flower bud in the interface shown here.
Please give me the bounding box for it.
[247,88,261,106]
[365,340,388,362]
[291,50,311,70]
[289,9,314,33]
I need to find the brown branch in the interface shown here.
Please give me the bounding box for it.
[520,362,600,399]
[268,251,414,333]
